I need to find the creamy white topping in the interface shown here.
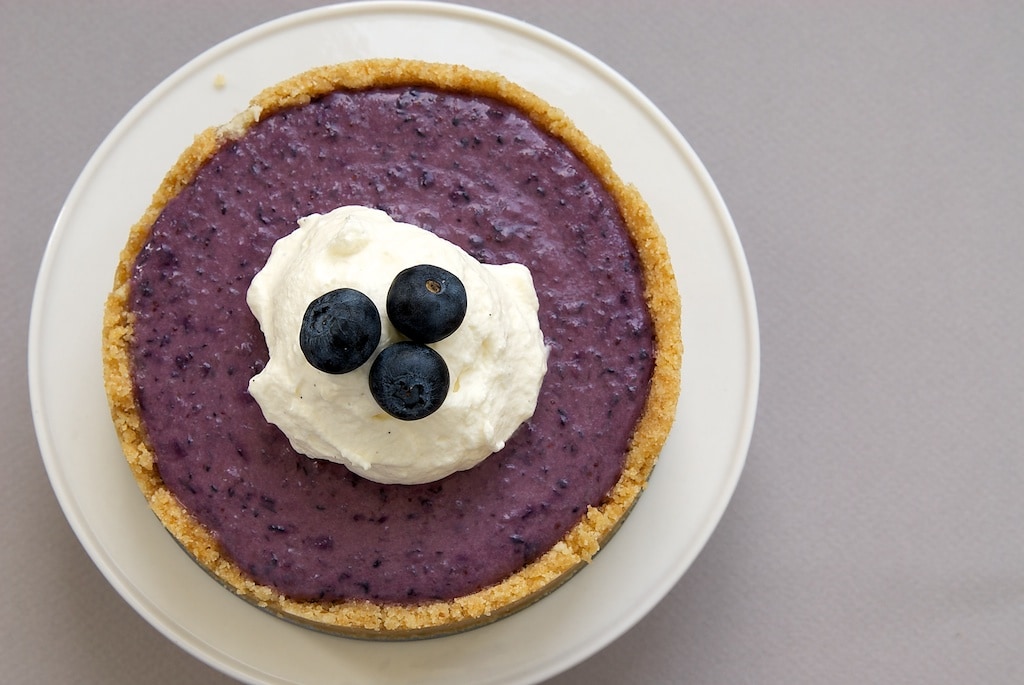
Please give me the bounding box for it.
[247,206,548,484]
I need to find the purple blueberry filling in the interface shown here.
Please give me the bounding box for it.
[128,87,654,603]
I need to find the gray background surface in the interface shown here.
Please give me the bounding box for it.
[4,1,1022,683]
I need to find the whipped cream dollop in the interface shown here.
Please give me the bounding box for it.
[247,206,548,484]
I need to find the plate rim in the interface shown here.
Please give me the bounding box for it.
[28,2,759,684]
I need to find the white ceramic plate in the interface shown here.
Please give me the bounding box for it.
[28,2,759,684]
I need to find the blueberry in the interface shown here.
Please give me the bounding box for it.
[299,288,381,374]
[369,342,449,420]
[386,264,467,343]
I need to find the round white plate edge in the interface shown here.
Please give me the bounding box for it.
[27,3,760,684]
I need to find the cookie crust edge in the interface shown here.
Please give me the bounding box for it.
[101,58,682,638]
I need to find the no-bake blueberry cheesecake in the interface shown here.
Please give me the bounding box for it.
[103,59,681,638]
